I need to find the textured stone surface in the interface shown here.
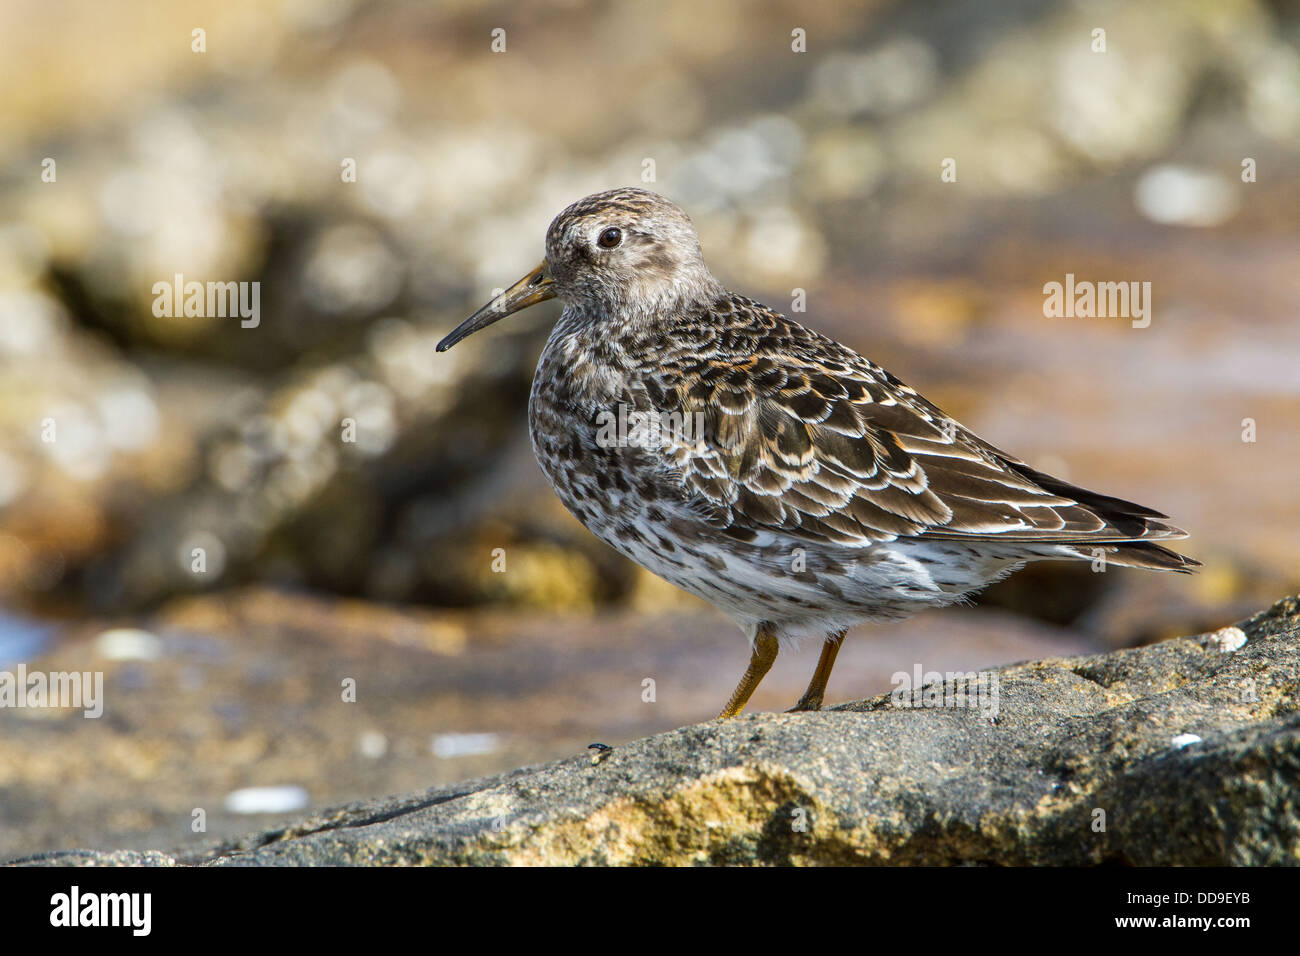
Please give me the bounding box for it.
[0,589,1098,859]
[12,595,1297,866]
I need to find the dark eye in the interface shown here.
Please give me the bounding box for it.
[597,227,623,248]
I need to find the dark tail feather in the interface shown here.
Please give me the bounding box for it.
[1095,541,1201,573]
[1005,460,1179,532]
[998,460,1200,571]
[1003,460,1166,516]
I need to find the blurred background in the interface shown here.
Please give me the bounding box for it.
[1,0,1298,856]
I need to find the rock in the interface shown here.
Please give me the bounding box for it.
[11,594,1298,866]
[0,588,1093,859]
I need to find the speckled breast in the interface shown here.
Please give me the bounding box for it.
[526,326,709,587]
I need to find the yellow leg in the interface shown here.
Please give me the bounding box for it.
[717,627,780,719]
[787,631,845,712]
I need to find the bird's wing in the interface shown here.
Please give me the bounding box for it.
[643,307,1187,550]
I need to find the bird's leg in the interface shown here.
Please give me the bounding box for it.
[787,630,846,712]
[716,627,780,719]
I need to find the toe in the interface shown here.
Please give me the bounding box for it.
[785,697,823,713]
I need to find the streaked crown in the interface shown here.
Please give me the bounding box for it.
[544,187,723,317]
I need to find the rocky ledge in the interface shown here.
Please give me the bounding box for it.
[12,596,1299,866]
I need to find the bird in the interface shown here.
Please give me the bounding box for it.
[436,187,1198,719]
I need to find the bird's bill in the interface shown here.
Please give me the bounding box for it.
[436,261,556,352]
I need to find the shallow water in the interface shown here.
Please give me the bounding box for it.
[0,612,52,668]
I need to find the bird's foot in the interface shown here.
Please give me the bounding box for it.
[785,694,823,713]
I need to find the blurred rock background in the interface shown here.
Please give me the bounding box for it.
[1,0,1298,856]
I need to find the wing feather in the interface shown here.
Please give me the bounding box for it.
[642,294,1194,557]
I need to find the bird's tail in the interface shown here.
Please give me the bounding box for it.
[1001,460,1201,573]
[1075,540,1202,573]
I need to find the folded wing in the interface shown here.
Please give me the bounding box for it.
[641,304,1195,571]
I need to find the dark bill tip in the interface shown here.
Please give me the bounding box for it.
[436,261,555,352]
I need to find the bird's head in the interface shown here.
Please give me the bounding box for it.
[437,187,721,352]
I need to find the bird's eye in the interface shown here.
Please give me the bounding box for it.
[597,227,623,248]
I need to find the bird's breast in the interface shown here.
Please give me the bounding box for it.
[528,326,704,564]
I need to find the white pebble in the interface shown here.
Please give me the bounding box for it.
[95,628,163,661]
[1206,626,1247,653]
[223,786,310,814]
[1171,733,1203,749]
[431,732,501,759]
[1134,166,1237,227]
[357,730,388,759]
